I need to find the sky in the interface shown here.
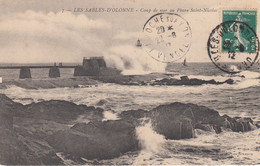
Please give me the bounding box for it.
[0,0,259,66]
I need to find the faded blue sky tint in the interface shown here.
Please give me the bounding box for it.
[0,0,258,63]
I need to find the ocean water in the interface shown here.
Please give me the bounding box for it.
[0,62,260,165]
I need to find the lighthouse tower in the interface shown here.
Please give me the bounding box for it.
[136,39,142,47]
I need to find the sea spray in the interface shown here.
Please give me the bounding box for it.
[103,45,167,75]
[102,111,120,121]
[227,70,260,89]
[133,119,167,165]
[135,120,165,153]
[230,79,260,89]
[238,70,260,79]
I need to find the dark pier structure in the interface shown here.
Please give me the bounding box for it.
[74,57,121,77]
[0,57,121,79]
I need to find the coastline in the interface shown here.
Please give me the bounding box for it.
[0,73,234,90]
[0,94,258,165]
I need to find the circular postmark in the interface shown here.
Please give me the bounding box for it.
[207,20,259,74]
[142,13,192,63]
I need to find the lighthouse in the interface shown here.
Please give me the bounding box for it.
[136,39,142,47]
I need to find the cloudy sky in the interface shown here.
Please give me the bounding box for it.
[0,0,258,65]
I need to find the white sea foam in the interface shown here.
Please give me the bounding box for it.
[103,45,167,75]
[136,120,165,153]
[229,65,240,72]
[238,70,260,79]
[1,77,259,113]
[178,72,260,90]
[102,111,120,121]
[133,120,170,165]
[164,128,260,165]
[231,78,260,89]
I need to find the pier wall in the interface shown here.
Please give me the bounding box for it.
[0,57,119,79]
[19,67,31,79]
[49,67,60,78]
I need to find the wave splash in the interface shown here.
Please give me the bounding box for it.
[103,45,167,75]
[133,119,169,165]
[136,120,165,153]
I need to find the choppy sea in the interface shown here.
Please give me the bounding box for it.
[0,62,260,165]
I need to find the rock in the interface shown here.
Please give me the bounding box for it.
[151,102,223,125]
[0,94,25,129]
[0,128,63,165]
[0,93,258,164]
[208,79,217,84]
[195,124,215,132]
[149,77,234,86]
[150,103,196,139]
[117,102,257,140]
[151,78,179,86]
[180,76,189,81]
[120,109,149,126]
[213,125,222,134]
[189,78,205,85]
[224,79,234,84]
[0,94,24,112]
[120,109,149,119]
[181,103,224,125]
[0,129,35,165]
[0,94,63,165]
[94,73,234,86]
[0,108,13,130]
[0,94,105,164]
[24,100,104,124]
[96,99,108,106]
[48,120,139,160]
[222,115,253,132]
[149,102,256,139]
[153,115,194,139]
[195,124,222,134]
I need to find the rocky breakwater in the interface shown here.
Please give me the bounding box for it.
[150,76,234,86]
[95,74,234,86]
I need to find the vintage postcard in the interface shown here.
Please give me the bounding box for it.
[0,0,259,165]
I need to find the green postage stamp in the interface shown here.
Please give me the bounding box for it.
[222,10,257,53]
[208,9,258,73]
